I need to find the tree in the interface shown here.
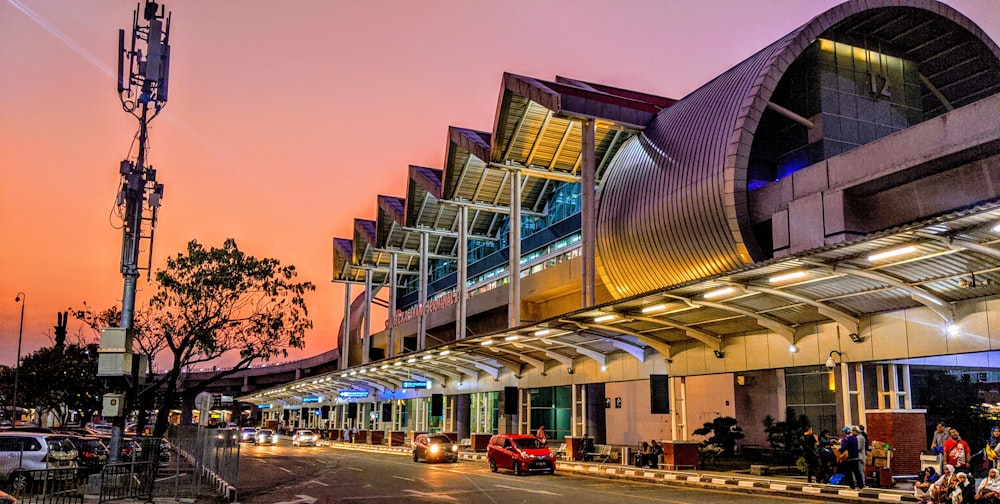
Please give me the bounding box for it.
[693,416,745,457]
[16,343,102,426]
[920,371,991,452]
[763,407,811,464]
[141,239,314,436]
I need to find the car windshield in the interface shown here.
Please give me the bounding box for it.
[259,430,272,435]
[299,431,313,436]
[513,438,545,449]
[242,428,255,433]
[46,437,76,452]
[429,435,452,444]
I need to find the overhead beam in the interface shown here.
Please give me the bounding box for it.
[662,294,797,345]
[559,319,672,361]
[628,315,722,352]
[400,226,497,242]
[732,283,861,335]
[487,162,582,183]
[806,262,953,324]
[439,198,545,218]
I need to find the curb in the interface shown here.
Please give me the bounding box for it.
[324,442,917,502]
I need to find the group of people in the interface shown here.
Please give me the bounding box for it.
[913,423,1000,503]
[634,440,664,468]
[801,424,870,489]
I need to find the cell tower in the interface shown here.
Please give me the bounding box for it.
[116,0,171,330]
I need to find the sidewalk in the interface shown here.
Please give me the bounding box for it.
[322,440,919,503]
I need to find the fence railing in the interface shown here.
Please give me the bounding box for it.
[97,461,157,503]
[167,425,240,499]
[1,468,83,504]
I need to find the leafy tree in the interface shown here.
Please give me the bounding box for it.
[80,239,315,437]
[920,371,991,452]
[693,416,745,457]
[763,407,811,464]
[16,343,102,426]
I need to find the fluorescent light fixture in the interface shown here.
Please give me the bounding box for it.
[593,314,616,323]
[600,365,608,372]
[534,329,551,337]
[407,358,417,363]
[349,371,357,376]
[422,354,433,360]
[358,369,366,373]
[641,304,667,314]
[867,245,917,262]
[788,344,798,353]
[704,287,736,299]
[480,340,493,346]
[393,361,403,366]
[439,350,450,356]
[504,335,519,341]
[769,271,807,284]
[947,324,960,336]
[992,223,1000,233]
[381,364,389,369]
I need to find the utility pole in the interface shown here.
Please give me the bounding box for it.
[99,0,171,463]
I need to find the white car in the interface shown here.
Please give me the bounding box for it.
[291,430,317,447]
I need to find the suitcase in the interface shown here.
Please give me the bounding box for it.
[867,468,892,488]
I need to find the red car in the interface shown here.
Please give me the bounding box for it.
[487,434,555,475]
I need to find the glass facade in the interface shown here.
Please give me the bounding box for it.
[471,391,499,434]
[785,366,837,435]
[750,38,923,189]
[528,386,572,442]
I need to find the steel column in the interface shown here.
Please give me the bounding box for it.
[581,118,596,308]
[419,232,429,351]
[388,252,398,357]
[363,268,372,364]
[342,283,351,370]
[457,205,468,340]
[509,169,522,328]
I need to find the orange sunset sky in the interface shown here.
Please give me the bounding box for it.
[2,0,998,369]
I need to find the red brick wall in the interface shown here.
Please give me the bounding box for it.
[865,411,926,476]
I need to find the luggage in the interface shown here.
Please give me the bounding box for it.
[867,468,892,488]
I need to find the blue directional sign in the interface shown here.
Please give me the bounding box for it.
[339,390,370,399]
[257,404,271,409]
[301,396,322,403]
[402,380,432,389]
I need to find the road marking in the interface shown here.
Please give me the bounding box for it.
[392,476,415,482]
[305,479,329,487]
[278,467,293,473]
[402,489,458,501]
[272,495,317,504]
[493,484,561,496]
[347,467,363,471]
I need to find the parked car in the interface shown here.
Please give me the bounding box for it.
[255,429,277,444]
[487,434,555,475]
[239,427,258,443]
[94,434,143,461]
[291,430,317,447]
[65,436,109,476]
[413,433,459,463]
[0,432,79,490]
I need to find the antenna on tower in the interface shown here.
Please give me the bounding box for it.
[114,0,172,331]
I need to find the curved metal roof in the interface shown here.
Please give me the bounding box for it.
[596,0,1000,300]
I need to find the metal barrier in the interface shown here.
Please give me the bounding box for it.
[166,425,240,500]
[98,461,157,503]
[2,468,84,504]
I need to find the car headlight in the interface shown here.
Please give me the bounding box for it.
[451,445,458,452]
[429,444,439,453]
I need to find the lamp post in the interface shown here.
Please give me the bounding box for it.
[12,292,25,425]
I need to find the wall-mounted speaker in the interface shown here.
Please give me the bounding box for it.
[431,394,443,417]
[347,402,358,419]
[503,386,518,415]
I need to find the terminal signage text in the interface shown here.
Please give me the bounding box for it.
[402,380,432,389]
[385,291,459,329]
[339,390,370,399]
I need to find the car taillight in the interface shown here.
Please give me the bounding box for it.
[82,451,96,459]
[122,448,133,456]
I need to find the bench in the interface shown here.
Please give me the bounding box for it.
[585,444,612,463]
[459,438,471,449]
[555,443,566,459]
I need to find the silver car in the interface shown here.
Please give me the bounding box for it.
[0,432,78,490]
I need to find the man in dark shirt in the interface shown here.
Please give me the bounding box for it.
[839,426,865,490]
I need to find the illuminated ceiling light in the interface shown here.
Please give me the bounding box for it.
[407,358,417,363]
[505,335,519,341]
[439,350,450,356]
[867,245,917,262]
[769,271,807,284]
[480,340,494,346]
[600,365,608,372]
[422,354,433,360]
[534,329,551,337]
[992,223,1000,233]
[947,324,960,336]
[704,287,736,299]
[788,344,798,353]
[358,369,366,373]
[641,303,667,314]
[394,361,403,366]
[593,314,617,323]
[381,364,389,369]
[349,371,357,376]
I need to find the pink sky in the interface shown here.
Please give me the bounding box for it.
[2,0,998,368]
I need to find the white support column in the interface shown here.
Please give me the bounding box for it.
[418,232,429,351]
[457,205,468,340]
[508,169,522,329]
[901,364,912,409]
[856,363,867,426]
[341,283,351,370]
[580,118,596,308]
[388,252,398,357]
[887,364,900,410]
[842,363,854,426]
[571,383,579,437]
[363,268,373,365]
[671,376,688,440]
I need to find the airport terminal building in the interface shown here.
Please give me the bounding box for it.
[238,0,1000,476]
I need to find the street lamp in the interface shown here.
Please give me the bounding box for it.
[12,292,24,425]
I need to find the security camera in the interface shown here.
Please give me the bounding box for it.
[825,357,836,370]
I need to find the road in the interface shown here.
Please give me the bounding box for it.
[236,441,827,504]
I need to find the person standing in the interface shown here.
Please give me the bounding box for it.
[986,426,1000,470]
[944,428,972,474]
[932,422,950,453]
[839,426,865,490]
[536,425,547,444]
[853,426,868,487]
[802,426,819,483]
